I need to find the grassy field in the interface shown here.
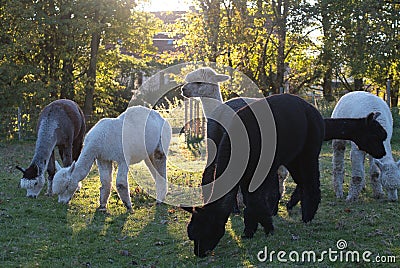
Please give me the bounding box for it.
[1,126,400,267]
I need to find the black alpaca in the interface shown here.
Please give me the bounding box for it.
[286,113,387,210]
[183,94,325,257]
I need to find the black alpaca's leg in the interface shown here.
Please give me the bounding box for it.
[300,163,321,223]
[287,156,321,223]
[286,186,301,211]
[243,205,258,238]
[266,173,280,216]
[241,184,257,238]
[242,186,274,238]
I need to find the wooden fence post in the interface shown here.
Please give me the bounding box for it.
[18,107,22,141]
[386,78,391,107]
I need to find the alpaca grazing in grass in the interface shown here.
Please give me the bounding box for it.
[332,91,400,201]
[182,94,387,257]
[52,106,171,212]
[16,99,85,198]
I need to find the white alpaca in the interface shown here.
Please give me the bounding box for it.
[181,67,288,204]
[332,91,400,201]
[52,106,171,211]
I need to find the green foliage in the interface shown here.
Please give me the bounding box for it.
[1,0,399,139]
[171,1,322,95]
[316,0,399,93]
[0,0,160,136]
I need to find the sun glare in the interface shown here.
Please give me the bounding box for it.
[141,0,193,12]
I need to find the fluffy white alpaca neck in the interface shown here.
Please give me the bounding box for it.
[70,142,96,183]
[32,119,58,174]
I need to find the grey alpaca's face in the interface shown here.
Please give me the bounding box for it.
[181,82,219,98]
[183,207,226,257]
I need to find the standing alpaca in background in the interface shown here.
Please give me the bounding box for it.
[52,106,171,212]
[332,91,400,201]
[16,99,86,198]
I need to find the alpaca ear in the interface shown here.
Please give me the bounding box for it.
[374,159,384,171]
[16,166,26,173]
[55,161,62,171]
[69,161,76,175]
[366,112,375,124]
[213,74,230,83]
[373,112,381,120]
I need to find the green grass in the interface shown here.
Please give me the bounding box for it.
[1,134,400,267]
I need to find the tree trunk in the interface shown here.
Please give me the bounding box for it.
[391,85,399,108]
[323,68,334,101]
[320,2,335,102]
[83,31,101,123]
[60,59,74,100]
[200,0,221,62]
[273,0,288,94]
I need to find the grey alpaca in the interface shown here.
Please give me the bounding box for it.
[17,99,85,198]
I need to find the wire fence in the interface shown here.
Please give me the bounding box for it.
[0,106,41,142]
[1,91,391,143]
[0,95,331,143]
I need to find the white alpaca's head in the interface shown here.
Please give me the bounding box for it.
[374,159,400,201]
[181,67,229,100]
[52,161,80,204]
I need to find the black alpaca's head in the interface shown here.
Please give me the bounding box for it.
[182,206,226,257]
[356,112,387,159]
